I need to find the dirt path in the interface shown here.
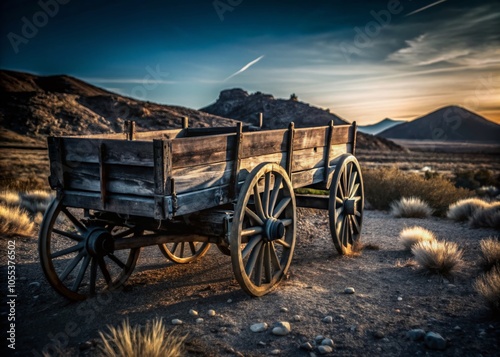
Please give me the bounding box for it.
[3,209,499,356]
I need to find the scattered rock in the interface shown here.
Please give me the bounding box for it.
[227,299,232,303]
[207,309,216,317]
[79,341,93,351]
[317,345,333,354]
[189,309,198,317]
[382,337,390,343]
[300,342,314,351]
[322,316,333,323]
[293,315,302,322]
[321,338,334,347]
[28,281,41,290]
[454,326,461,331]
[314,335,325,343]
[195,318,204,324]
[344,287,355,294]
[280,307,289,312]
[171,319,183,325]
[258,341,267,347]
[407,329,426,341]
[425,332,446,350]
[250,322,268,333]
[373,330,385,339]
[272,322,291,336]
[271,349,281,355]
[397,296,403,301]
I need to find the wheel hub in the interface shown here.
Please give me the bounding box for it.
[344,198,356,215]
[264,218,285,241]
[85,227,113,257]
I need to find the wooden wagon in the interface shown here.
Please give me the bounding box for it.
[39,119,364,300]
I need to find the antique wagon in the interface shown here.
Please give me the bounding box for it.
[39,119,364,300]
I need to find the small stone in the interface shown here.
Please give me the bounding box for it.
[310,353,318,357]
[171,319,183,325]
[373,331,385,339]
[79,341,93,351]
[272,321,291,336]
[195,318,204,324]
[250,322,268,333]
[207,309,216,317]
[344,287,355,294]
[425,332,447,350]
[189,309,198,317]
[322,316,333,323]
[397,296,403,301]
[382,337,390,343]
[350,325,357,332]
[407,329,426,341]
[314,335,325,343]
[29,281,41,290]
[280,307,289,312]
[257,341,266,346]
[227,299,232,303]
[271,349,281,355]
[447,284,456,288]
[321,338,334,347]
[300,342,314,351]
[317,345,333,354]
[293,315,302,322]
[453,326,461,331]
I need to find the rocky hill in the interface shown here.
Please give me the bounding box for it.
[0,70,240,145]
[359,118,405,135]
[201,89,402,151]
[378,106,500,143]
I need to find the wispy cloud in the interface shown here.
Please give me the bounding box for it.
[224,55,265,82]
[405,0,448,17]
[82,77,176,84]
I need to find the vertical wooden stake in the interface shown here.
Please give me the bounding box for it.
[98,143,107,209]
[286,122,295,177]
[230,122,243,200]
[324,120,334,182]
[258,112,263,128]
[182,116,189,129]
[351,121,357,156]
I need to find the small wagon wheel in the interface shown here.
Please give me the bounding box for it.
[230,163,296,296]
[158,241,210,264]
[328,154,364,255]
[39,198,141,300]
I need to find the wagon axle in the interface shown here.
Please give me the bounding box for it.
[264,218,285,241]
[85,227,114,257]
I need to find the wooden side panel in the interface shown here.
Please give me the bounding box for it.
[241,129,288,158]
[171,134,236,168]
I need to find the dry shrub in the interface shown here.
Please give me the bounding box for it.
[99,318,186,357]
[480,238,500,271]
[0,204,34,236]
[364,167,471,216]
[19,190,54,215]
[470,202,500,230]
[447,198,492,222]
[0,191,21,207]
[474,266,500,314]
[390,197,433,218]
[399,226,436,251]
[411,240,463,276]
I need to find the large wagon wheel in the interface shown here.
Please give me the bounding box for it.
[158,241,210,264]
[231,163,296,296]
[39,198,141,300]
[328,154,364,255]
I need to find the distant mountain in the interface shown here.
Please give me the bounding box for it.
[0,70,240,145]
[201,89,402,151]
[378,106,500,143]
[359,118,405,135]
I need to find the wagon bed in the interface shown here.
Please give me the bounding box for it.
[40,120,364,300]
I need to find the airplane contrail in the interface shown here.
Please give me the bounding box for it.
[405,0,447,17]
[224,55,264,81]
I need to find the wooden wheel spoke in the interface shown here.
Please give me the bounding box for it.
[281,218,293,227]
[335,206,343,218]
[189,242,197,255]
[52,228,83,242]
[180,242,185,258]
[264,244,272,283]
[89,258,97,295]
[348,217,354,245]
[337,180,345,200]
[72,254,91,292]
[244,207,264,226]
[245,241,263,277]
[335,196,343,205]
[273,197,291,218]
[171,242,179,256]
[108,253,126,269]
[269,176,282,217]
[60,250,85,282]
[61,207,87,234]
[242,235,262,259]
[253,185,266,220]
[254,244,265,286]
[51,243,84,259]
[270,243,282,271]
[351,215,361,234]
[98,257,112,285]
[242,226,264,237]
[262,172,271,217]
[274,239,291,249]
[348,171,358,196]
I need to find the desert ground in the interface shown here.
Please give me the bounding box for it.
[1,140,499,356]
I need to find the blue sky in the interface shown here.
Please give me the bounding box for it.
[1,0,499,124]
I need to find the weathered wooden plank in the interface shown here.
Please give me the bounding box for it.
[98,143,107,208]
[291,166,327,189]
[230,123,243,199]
[62,191,156,217]
[171,134,236,168]
[47,136,65,189]
[294,127,328,150]
[241,129,288,158]
[133,129,185,140]
[172,184,234,216]
[63,138,155,166]
[331,125,351,144]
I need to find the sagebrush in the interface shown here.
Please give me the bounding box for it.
[390,197,433,218]
[480,238,500,271]
[364,167,471,216]
[411,240,463,276]
[399,226,436,251]
[470,202,500,230]
[0,204,34,236]
[474,266,500,314]
[99,318,186,357]
[447,198,492,222]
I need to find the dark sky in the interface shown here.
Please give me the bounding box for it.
[1,0,499,123]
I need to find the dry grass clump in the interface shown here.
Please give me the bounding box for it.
[447,198,492,222]
[411,240,463,276]
[19,190,54,215]
[390,197,433,218]
[474,266,500,314]
[399,226,436,251]
[0,191,21,206]
[470,202,500,230]
[99,318,186,357]
[476,186,500,198]
[0,204,34,236]
[364,167,471,216]
[480,238,500,271]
